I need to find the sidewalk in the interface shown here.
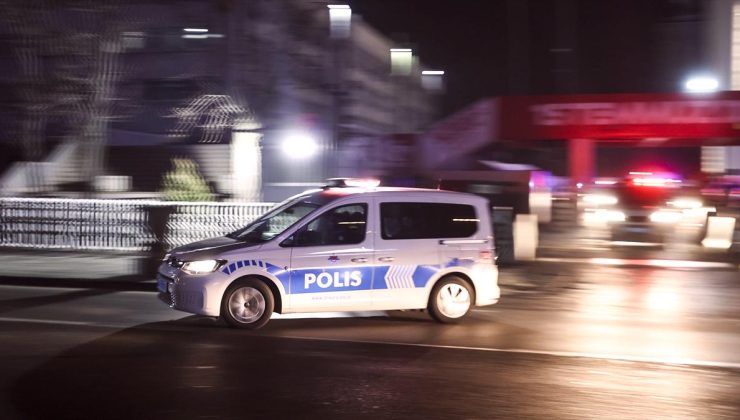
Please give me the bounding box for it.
[0,250,148,281]
[0,241,735,290]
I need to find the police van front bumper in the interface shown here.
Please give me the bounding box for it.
[156,264,222,317]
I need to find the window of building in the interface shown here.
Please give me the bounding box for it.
[122,31,146,50]
[381,202,478,240]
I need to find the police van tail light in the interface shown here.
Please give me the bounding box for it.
[479,250,494,261]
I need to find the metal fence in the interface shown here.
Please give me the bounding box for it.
[0,198,275,252]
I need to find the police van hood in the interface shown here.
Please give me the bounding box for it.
[170,236,259,260]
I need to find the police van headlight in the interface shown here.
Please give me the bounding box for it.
[181,260,225,275]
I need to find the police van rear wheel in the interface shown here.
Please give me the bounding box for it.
[221,278,274,330]
[428,276,474,323]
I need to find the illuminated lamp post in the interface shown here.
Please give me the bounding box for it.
[421,70,445,91]
[390,48,414,134]
[390,48,413,76]
[327,4,352,177]
[683,74,725,174]
[327,4,352,39]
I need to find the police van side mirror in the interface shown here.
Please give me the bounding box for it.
[284,229,321,247]
[280,235,295,247]
[280,230,311,247]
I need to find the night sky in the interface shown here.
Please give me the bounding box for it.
[348,0,707,178]
[349,0,509,116]
[349,0,704,117]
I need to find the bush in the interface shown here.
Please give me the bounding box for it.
[160,158,214,201]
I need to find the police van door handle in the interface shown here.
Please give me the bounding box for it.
[439,239,488,245]
[378,256,394,262]
[351,257,368,263]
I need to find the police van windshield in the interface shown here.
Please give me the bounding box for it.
[227,192,335,244]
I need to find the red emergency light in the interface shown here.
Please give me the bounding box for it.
[627,171,681,188]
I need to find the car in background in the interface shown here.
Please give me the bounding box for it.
[580,172,715,245]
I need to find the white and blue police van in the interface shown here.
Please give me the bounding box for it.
[157,179,500,329]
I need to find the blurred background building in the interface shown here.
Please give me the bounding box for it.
[1,0,740,204]
[500,0,740,179]
[0,0,440,201]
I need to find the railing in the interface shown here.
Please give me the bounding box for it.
[165,201,275,248]
[0,198,275,252]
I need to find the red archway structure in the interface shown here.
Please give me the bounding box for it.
[422,91,740,183]
[501,91,740,182]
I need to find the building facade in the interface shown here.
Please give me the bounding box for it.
[0,0,440,201]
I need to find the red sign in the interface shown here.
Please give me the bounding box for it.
[498,92,740,141]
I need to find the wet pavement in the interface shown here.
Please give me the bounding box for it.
[0,220,738,419]
[1,259,739,419]
[4,319,740,420]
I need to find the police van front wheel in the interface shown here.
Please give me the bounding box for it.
[428,276,474,323]
[221,278,274,329]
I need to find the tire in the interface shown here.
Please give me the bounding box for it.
[221,278,274,329]
[428,276,475,324]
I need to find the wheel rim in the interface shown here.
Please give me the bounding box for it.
[228,286,266,324]
[436,283,471,319]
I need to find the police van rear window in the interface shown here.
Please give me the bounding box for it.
[380,202,478,240]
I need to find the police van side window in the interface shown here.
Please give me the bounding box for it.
[381,202,478,240]
[290,204,368,247]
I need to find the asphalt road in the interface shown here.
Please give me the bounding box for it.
[1,262,739,419]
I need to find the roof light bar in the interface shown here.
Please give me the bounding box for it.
[325,178,381,189]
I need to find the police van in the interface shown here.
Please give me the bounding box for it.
[157,179,500,329]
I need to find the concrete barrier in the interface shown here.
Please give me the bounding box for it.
[514,214,539,261]
[701,216,736,250]
[529,191,552,224]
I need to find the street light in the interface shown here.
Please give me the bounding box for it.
[421,70,445,91]
[684,75,719,93]
[281,131,319,159]
[327,4,351,39]
[390,48,413,75]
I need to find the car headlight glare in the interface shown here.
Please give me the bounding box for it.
[668,198,702,209]
[583,194,618,206]
[583,210,625,224]
[650,210,682,224]
[181,259,224,275]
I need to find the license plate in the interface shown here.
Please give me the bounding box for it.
[625,226,648,233]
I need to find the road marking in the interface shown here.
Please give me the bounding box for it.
[536,257,738,270]
[275,334,740,370]
[0,316,178,329]
[3,315,740,370]
[0,316,95,326]
[0,316,146,329]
